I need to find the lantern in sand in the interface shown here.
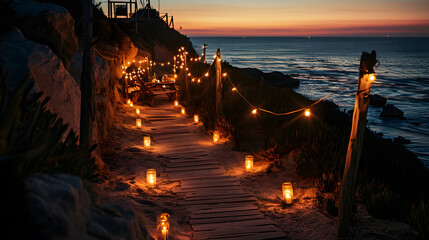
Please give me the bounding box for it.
[157,213,170,240]
[174,100,179,107]
[136,118,142,128]
[245,155,254,172]
[282,182,293,204]
[144,136,151,147]
[146,169,156,187]
[181,107,186,115]
[136,108,140,114]
[213,131,219,143]
[130,102,134,107]
[194,114,199,123]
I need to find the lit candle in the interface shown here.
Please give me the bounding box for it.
[146,169,156,187]
[130,102,133,107]
[181,107,185,115]
[136,118,142,128]
[194,114,199,123]
[174,100,179,107]
[282,182,293,204]
[245,155,254,172]
[144,136,151,147]
[157,213,170,240]
[213,131,219,143]
[136,108,140,114]
[162,226,167,240]
[127,99,131,104]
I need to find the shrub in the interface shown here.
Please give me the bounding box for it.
[408,201,429,240]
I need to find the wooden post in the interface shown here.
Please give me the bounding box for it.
[123,53,128,100]
[202,44,207,63]
[80,0,95,152]
[184,52,189,98]
[215,49,222,117]
[336,51,377,238]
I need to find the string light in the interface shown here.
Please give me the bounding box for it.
[222,73,227,77]
[252,109,257,114]
[304,109,311,117]
[232,87,237,91]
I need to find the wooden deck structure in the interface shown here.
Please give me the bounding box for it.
[141,97,287,239]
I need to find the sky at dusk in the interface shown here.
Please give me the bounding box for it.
[101,0,429,37]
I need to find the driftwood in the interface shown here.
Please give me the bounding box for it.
[336,50,378,238]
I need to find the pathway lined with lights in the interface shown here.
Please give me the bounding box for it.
[140,97,287,240]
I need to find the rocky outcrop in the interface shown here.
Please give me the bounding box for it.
[0,28,80,132]
[380,104,404,118]
[369,94,387,107]
[241,67,300,88]
[25,173,152,240]
[9,0,78,69]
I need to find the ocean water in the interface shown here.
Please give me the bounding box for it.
[191,37,429,166]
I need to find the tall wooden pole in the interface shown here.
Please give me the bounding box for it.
[215,49,222,117]
[80,0,95,152]
[184,52,189,98]
[202,44,207,63]
[336,50,377,238]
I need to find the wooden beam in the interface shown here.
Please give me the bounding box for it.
[336,50,377,238]
[80,0,95,152]
[215,49,222,117]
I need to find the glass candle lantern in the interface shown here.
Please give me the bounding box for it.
[282,182,293,204]
[130,102,133,107]
[146,169,156,187]
[144,136,151,147]
[245,155,254,172]
[213,131,219,143]
[136,118,142,128]
[181,107,185,115]
[157,213,170,240]
[174,100,179,107]
[136,108,140,114]
[194,114,199,123]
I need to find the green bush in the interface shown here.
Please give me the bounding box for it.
[408,201,429,240]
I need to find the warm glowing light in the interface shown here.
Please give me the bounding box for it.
[181,107,186,115]
[187,73,191,76]
[252,109,257,114]
[174,100,179,107]
[194,114,199,123]
[133,60,135,62]
[217,58,221,62]
[213,131,219,143]
[197,79,201,83]
[282,182,293,204]
[144,136,151,147]
[174,74,177,78]
[369,73,376,81]
[130,102,134,107]
[245,155,254,172]
[136,118,142,128]
[157,213,170,240]
[136,108,140,114]
[192,78,195,82]
[205,73,209,77]
[146,169,156,187]
[162,85,166,88]
[304,109,311,117]
[232,87,237,91]
[222,73,227,77]
[127,99,131,104]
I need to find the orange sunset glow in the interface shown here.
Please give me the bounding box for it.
[101,0,429,36]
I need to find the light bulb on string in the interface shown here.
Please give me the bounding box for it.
[252,109,257,114]
[232,87,237,91]
[304,109,311,117]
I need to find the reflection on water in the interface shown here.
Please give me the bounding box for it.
[192,37,429,166]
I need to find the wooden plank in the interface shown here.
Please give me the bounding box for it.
[167,161,218,168]
[196,231,287,240]
[180,181,241,189]
[179,196,255,206]
[176,185,242,193]
[166,165,219,172]
[192,225,280,238]
[191,219,274,232]
[192,205,260,215]
[184,189,249,199]
[191,209,262,219]
[189,214,266,225]
[184,202,258,212]
[186,193,254,202]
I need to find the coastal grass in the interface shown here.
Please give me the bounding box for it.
[179,60,429,239]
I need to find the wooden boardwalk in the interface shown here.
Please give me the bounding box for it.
[141,100,287,240]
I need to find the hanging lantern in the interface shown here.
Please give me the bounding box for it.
[144,136,151,147]
[181,107,185,115]
[213,131,219,143]
[194,114,199,123]
[157,213,170,240]
[245,155,254,172]
[174,100,179,107]
[282,182,293,204]
[304,109,311,117]
[146,169,156,187]
[136,108,140,114]
[136,118,142,128]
